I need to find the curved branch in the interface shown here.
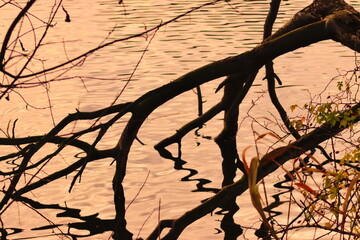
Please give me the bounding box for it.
[119,16,332,179]
[154,102,223,153]
[0,0,36,66]
[111,21,334,221]
[112,17,333,239]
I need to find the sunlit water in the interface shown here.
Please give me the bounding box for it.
[0,0,359,239]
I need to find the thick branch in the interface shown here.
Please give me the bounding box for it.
[265,0,356,42]
[215,71,257,185]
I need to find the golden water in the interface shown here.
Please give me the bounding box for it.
[0,0,359,239]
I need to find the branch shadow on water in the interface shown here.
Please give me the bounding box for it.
[1,195,115,240]
[156,143,220,194]
[156,145,245,240]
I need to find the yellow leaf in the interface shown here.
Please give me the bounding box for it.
[290,104,298,112]
[324,222,332,229]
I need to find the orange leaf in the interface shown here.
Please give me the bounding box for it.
[295,182,318,196]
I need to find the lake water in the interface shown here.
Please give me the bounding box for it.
[0,0,359,239]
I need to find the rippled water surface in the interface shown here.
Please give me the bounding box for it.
[1,0,359,239]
